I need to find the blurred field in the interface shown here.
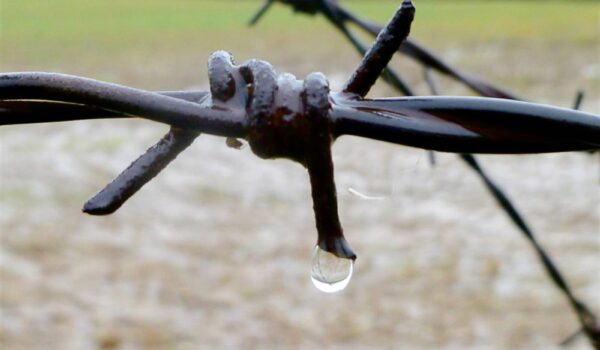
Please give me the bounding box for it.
[1,1,599,349]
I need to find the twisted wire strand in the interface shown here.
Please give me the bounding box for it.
[0,73,246,137]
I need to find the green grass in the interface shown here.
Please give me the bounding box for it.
[2,0,597,65]
[348,1,598,43]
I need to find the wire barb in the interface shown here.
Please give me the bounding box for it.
[83,128,200,215]
[343,0,415,97]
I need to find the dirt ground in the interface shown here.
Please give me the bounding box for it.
[1,1,599,349]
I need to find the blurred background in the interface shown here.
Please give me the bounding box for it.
[1,1,599,349]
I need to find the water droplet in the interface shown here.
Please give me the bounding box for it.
[310,245,354,293]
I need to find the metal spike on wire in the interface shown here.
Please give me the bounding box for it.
[1,0,599,346]
[250,0,600,347]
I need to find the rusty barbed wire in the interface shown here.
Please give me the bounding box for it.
[1,0,600,347]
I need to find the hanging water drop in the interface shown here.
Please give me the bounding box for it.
[310,245,354,293]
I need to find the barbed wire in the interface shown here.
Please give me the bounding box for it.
[1,0,599,347]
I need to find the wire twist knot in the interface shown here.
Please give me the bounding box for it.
[207,51,333,165]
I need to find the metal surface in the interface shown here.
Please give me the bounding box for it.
[332,96,600,153]
[0,73,245,136]
[3,74,598,154]
[343,0,414,97]
[83,127,200,215]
